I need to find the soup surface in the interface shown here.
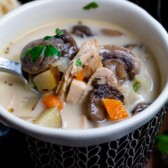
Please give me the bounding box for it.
[0,19,160,129]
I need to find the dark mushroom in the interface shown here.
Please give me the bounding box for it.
[71,25,93,38]
[21,29,78,75]
[103,59,127,80]
[87,80,124,123]
[132,102,149,115]
[123,43,143,50]
[99,45,140,80]
[101,28,124,36]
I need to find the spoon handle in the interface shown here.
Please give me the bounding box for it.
[0,57,27,83]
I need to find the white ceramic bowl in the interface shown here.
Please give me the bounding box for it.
[0,0,168,147]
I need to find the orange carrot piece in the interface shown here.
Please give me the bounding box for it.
[42,94,63,110]
[75,70,84,81]
[102,99,129,121]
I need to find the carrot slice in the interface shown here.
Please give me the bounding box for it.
[42,94,63,110]
[75,70,84,81]
[102,99,129,121]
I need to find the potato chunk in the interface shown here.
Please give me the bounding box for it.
[34,107,62,128]
[33,69,57,93]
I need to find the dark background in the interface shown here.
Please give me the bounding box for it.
[0,0,167,168]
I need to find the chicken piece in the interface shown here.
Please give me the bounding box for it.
[82,53,102,79]
[66,79,87,104]
[56,39,102,100]
[80,67,118,101]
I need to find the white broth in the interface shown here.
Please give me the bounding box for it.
[0,19,160,129]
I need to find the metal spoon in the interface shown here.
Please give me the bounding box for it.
[0,57,40,95]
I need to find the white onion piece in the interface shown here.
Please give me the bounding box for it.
[135,70,153,93]
[52,57,70,73]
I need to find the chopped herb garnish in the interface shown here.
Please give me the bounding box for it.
[43,28,63,40]
[83,1,99,10]
[133,81,141,92]
[29,46,46,63]
[21,45,62,63]
[43,36,55,40]
[55,28,63,36]
[45,45,62,57]
[76,58,82,67]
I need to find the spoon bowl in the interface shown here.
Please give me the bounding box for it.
[0,57,40,95]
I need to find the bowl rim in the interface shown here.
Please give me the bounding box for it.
[0,0,168,146]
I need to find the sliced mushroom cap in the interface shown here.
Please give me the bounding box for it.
[132,102,149,115]
[21,30,78,75]
[72,25,93,38]
[99,45,140,80]
[103,59,127,80]
[87,81,124,122]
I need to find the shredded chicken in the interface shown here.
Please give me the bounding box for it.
[66,79,87,104]
[56,39,102,101]
[80,67,118,101]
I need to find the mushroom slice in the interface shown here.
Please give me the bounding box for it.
[101,28,124,36]
[103,59,127,80]
[132,102,149,115]
[56,39,102,101]
[123,43,141,50]
[87,78,124,124]
[72,25,94,38]
[99,45,140,80]
[21,29,78,75]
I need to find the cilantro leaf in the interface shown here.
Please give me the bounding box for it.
[83,2,99,10]
[55,28,63,36]
[76,58,82,67]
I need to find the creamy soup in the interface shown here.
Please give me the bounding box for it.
[0,19,160,129]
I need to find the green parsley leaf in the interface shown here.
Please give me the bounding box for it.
[156,134,168,154]
[133,81,141,92]
[83,1,99,10]
[21,45,62,63]
[43,36,55,40]
[29,46,46,63]
[76,58,82,67]
[55,28,63,36]
[43,28,63,40]
[21,48,32,59]
[45,45,62,57]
